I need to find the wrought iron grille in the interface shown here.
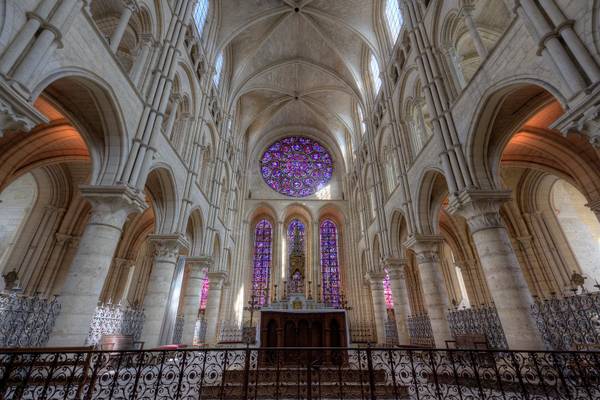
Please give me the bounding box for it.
[0,346,598,399]
[531,291,600,350]
[407,313,434,347]
[384,318,399,346]
[349,322,374,343]
[193,318,207,346]
[173,315,184,344]
[0,291,60,348]
[85,303,145,346]
[219,321,243,343]
[447,305,508,349]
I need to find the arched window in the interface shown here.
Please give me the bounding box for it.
[370,54,382,94]
[320,219,341,307]
[213,52,223,87]
[199,269,210,313]
[358,106,366,136]
[288,219,305,252]
[194,0,209,36]
[383,270,394,309]
[252,219,272,305]
[385,0,403,44]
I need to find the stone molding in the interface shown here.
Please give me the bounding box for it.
[185,255,213,278]
[365,271,386,290]
[404,235,443,264]
[449,190,512,234]
[551,92,600,148]
[383,257,408,280]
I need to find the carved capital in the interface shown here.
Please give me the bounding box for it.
[404,234,442,264]
[80,185,147,229]
[383,257,408,280]
[586,198,600,216]
[150,234,188,261]
[365,271,386,291]
[551,100,600,148]
[206,271,228,289]
[450,190,511,234]
[0,81,48,137]
[185,255,213,278]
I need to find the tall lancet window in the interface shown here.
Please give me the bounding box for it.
[385,0,403,44]
[193,0,209,36]
[252,219,272,305]
[320,219,341,307]
[383,270,394,309]
[370,54,382,94]
[288,219,306,293]
[213,52,223,87]
[199,269,210,313]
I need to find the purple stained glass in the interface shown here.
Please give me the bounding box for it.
[199,268,209,312]
[384,269,394,309]
[320,219,341,307]
[260,136,334,197]
[252,219,272,306]
[288,219,305,254]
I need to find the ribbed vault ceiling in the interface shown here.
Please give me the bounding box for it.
[216,0,379,168]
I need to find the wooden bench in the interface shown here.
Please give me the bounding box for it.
[445,334,489,350]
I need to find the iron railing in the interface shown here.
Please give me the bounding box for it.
[407,314,434,347]
[172,315,184,344]
[0,291,60,348]
[0,346,598,399]
[86,303,144,347]
[531,291,600,350]
[447,305,508,349]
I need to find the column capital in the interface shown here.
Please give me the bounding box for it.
[0,81,49,137]
[449,189,511,233]
[122,0,140,12]
[365,271,386,290]
[206,271,228,288]
[404,234,442,254]
[148,234,188,261]
[185,255,213,277]
[384,258,409,280]
[586,198,600,215]
[80,185,147,228]
[114,257,134,269]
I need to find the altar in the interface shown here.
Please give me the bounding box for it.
[257,294,349,348]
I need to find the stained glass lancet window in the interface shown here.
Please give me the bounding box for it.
[385,0,403,44]
[194,0,209,36]
[252,219,272,306]
[199,269,210,313]
[260,136,333,197]
[384,270,394,309]
[320,219,341,307]
[288,219,305,252]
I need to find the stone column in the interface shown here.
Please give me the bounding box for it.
[140,234,188,348]
[110,0,137,52]
[454,191,543,349]
[164,95,182,139]
[181,256,211,345]
[204,271,227,345]
[130,34,154,84]
[366,271,388,345]
[406,236,452,348]
[385,258,411,345]
[48,186,145,346]
[460,2,487,59]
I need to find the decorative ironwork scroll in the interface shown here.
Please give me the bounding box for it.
[531,290,600,350]
[0,291,60,348]
[447,304,508,349]
[85,303,145,346]
[173,315,184,344]
[1,347,598,399]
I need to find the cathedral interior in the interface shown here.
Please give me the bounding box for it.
[1,0,600,398]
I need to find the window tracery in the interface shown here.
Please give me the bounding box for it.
[320,219,341,307]
[260,136,333,198]
[252,219,272,306]
[385,0,403,44]
[194,0,209,36]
